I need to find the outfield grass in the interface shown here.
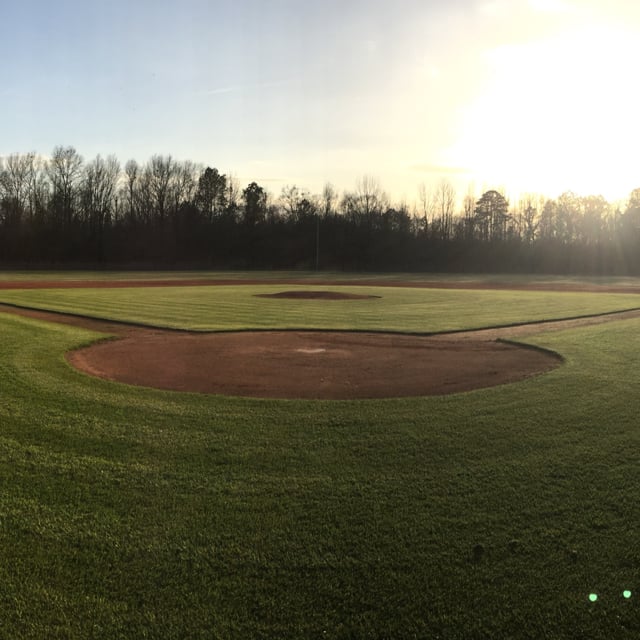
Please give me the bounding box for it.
[1,284,640,332]
[1,281,640,638]
[3,269,640,289]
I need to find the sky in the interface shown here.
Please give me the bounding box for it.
[2,0,640,206]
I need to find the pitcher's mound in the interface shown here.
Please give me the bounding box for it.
[69,331,560,399]
[254,291,380,300]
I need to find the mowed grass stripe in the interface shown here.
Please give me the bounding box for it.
[1,309,640,637]
[3,269,640,288]
[1,284,640,332]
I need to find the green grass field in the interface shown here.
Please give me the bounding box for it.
[3,269,640,287]
[1,274,640,638]
[1,284,640,332]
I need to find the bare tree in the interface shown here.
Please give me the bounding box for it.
[26,155,48,222]
[555,192,582,243]
[432,179,456,240]
[321,183,337,218]
[123,159,140,223]
[355,175,387,220]
[517,194,543,244]
[280,184,302,221]
[580,195,609,244]
[621,188,640,242]
[538,199,558,240]
[170,160,199,213]
[46,146,83,226]
[416,181,435,235]
[82,155,120,228]
[225,173,241,217]
[455,184,476,240]
[144,155,175,222]
[280,185,315,223]
[1,153,36,223]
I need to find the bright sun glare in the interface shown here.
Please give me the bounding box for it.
[446,21,640,200]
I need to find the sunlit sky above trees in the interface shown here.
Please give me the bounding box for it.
[2,0,639,204]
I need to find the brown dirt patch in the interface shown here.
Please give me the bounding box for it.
[66,330,560,399]
[254,290,380,300]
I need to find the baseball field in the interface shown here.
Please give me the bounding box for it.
[1,271,639,638]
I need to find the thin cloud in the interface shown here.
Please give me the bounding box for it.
[198,79,292,97]
[200,86,237,96]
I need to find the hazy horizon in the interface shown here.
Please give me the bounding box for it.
[3,0,640,205]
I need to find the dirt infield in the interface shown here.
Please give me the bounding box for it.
[66,330,561,399]
[0,302,596,400]
[2,283,640,398]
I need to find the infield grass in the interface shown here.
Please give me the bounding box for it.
[1,284,640,332]
[1,279,640,638]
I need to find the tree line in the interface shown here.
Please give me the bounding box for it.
[2,146,640,274]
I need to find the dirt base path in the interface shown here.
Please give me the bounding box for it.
[3,302,640,399]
